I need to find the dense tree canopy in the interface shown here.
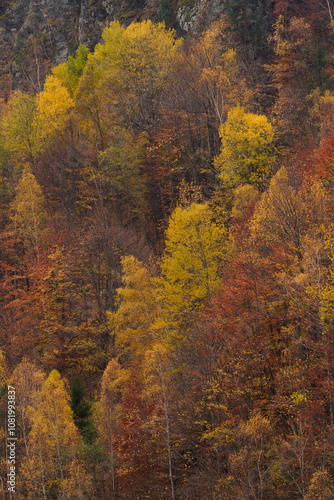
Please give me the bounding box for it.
[2,8,334,499]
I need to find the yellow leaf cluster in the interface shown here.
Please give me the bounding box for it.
[158,202,228,330]
[108,255,161,355]
[0,91,38,164]
[10,166,45,253]
[214,105,274,187]
[34,74,74,145]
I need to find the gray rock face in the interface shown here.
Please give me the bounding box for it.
[3,0,108,56]
[177,0,224,33]
[0,0,113,89]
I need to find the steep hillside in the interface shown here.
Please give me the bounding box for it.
[4,2,334,499]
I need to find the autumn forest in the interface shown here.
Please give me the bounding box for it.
[2,0,334,498]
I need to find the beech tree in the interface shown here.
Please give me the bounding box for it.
[10,360,45,454]
[76,20,181,146]
[251,166,327,259]
[108,255,160,357]
[0,91,38,166]
[34,74,74,147]
[99,358,129,499]
[158,202,228,334]
[214,105,274,188]
[21,369,93,499]
[10,166,46,257]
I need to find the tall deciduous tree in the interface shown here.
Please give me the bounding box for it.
[34,74,74,148]
[10,166,46,257]
[108,255,160,357]
[21,369,92,499]
[10,360,45,457]
[251,166,327,259]
[76,20,181,146]
[89,20,181,136]
[214,105,274,188]
[99,358,129,499]
[0,91,38,166]
[158,202,228,335]
[267,14,331,141]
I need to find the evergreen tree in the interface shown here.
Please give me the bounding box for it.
[70,376,97,445]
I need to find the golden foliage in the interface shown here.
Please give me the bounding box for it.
[214,105,274,187]
[10,166,46,254]
[158,202,228,329]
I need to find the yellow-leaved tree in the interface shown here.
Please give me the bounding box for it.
[10,360,45,462]
[0,91,38,166]
[251,167,327,257]
[76,20,181,144]
[111,204,228,348]
[21,369,92,499]
[106,205,226,496]
[108,255,161,357]
[98,358,129,498]
[106,256,178,499]
[214,105,274,187]
[158,202,228,335]
[10,166,46,256]
[34,74,74,147]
